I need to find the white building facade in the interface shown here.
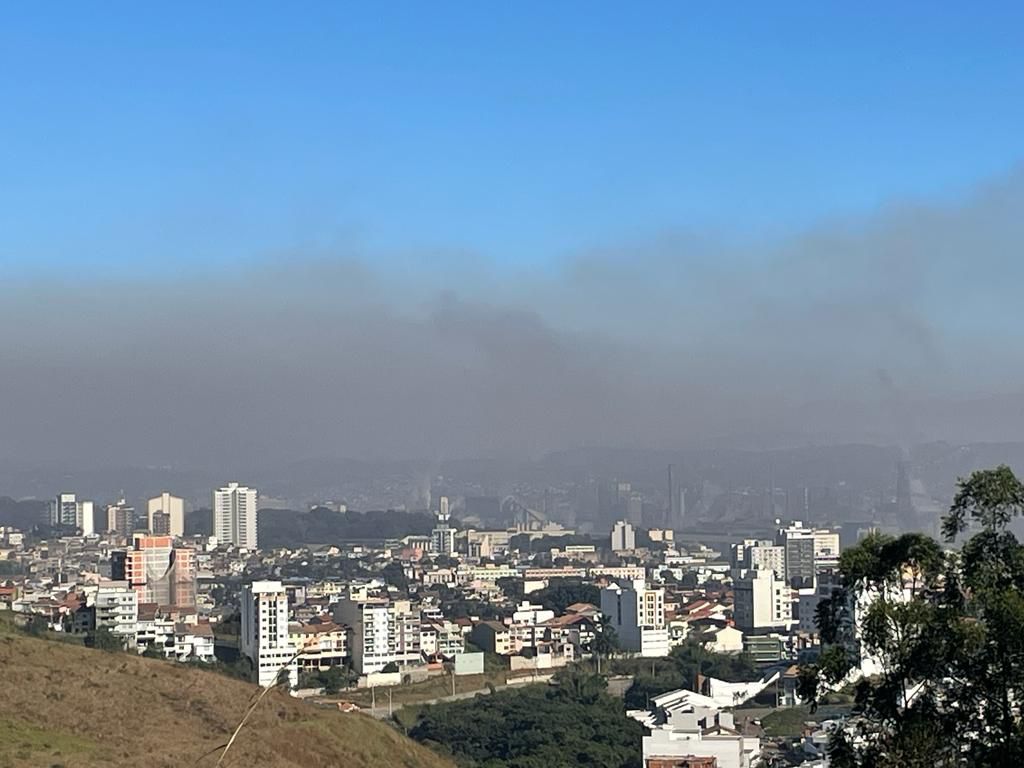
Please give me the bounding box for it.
[147,492,185,538]
[733,569,793,632]
[643,711,761,768]
[241,580,298,688]
[94,580,138,648]
[430,496,455,555]
[610,520,636,552]
[332,589,422,674]
[601,579,669,657]
[214,483,258,549]
[50,493,95,536]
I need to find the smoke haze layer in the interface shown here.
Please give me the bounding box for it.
[3,169,1024,468]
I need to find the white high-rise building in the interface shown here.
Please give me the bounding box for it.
[812,528,841,569]
[147,492,185,538]
[600,580,669,657]
[776,522,817,588]
[106,497,136,538]
[430,496,455,556]
[733,569,793,632]
[50,493,95,536]
[732,539,786,581]
[610,520,636,552]
[332,586,422,674]
[214,483,258,549]
[241,580,298,688]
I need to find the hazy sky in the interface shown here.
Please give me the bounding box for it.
[1,5,1023,468]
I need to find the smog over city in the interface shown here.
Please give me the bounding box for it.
[4,170,1024,475]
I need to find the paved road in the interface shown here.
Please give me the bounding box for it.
[363,683,507,718]
[362,673,563,719]
[362,671,632,719]
[364,687,486,718]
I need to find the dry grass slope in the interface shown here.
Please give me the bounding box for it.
[0,622,453,768]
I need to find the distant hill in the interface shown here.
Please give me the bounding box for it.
[0,620,452,768]
[258,507,436,548]
[0,496,46,530]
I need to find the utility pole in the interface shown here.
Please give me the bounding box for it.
[388,688,393,717]
[451,669,456,697]
[371,686,375,716]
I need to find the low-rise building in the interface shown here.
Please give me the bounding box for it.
[420,619,465,658]
[290,620,350,671]
[470,620,512,655]
[601,580,669,658]
[174,622,215,662]
[643,711,760,768]
[94,580,138,648]
[331,589,421,674]
[732,569,792,633]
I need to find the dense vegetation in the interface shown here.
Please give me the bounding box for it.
[621,640,760,708]
[529,579,601,613]
[259,507,436,548]
[799,465,1024,767]
[298,665,358,693]
[407,668,643,768]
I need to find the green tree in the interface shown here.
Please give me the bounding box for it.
[497,576,524,603]
[552,665,607,704]
[89,627,124,652]
[798,466,1024,767]
[591,616,619,659]
[381,561,410,594]
[530,579,600,614]
[408,680,643,767]
[621,640,759,709]
[320,664,356,695]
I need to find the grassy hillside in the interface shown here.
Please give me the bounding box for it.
[0,619,453,768]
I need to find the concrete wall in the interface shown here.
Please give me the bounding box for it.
[358,671,402,688]
[455,651,484,676]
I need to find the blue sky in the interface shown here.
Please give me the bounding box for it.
[2,3,1023,278]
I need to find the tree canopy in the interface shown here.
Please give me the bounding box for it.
[258,508,436,548]
[408,671,643,768]
[622,640,759,708]
[798,465,1024,767]
[529,579,601,615]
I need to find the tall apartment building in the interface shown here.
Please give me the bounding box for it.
[812,528,841,569]
[241,580,298,688]
[626,493,644,526]
[147,492,185,538]
[49,493,95,536]
[430,496,455,555]
[214,483,258,549]
[111,534,197,608]
[106,497,136,538]
[610,520,636,552]
[94,580,139,648]
[332,587,422,674]
[776,523,817,588]
[731,539,786,581]
[600,580,669,657]
[733,569,793,632]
